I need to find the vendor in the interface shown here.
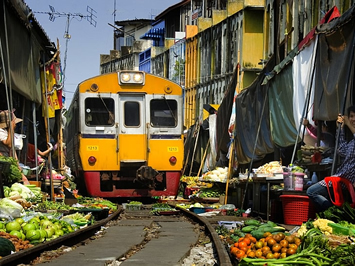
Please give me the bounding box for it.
[303,118,335,148]
[306,105,355,212]
[0,110,29,184]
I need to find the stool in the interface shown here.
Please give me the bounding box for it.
[324,176,355,208]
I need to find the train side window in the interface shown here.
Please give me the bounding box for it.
[150,99,177,127]
[85,98,115,126]
[124,101,140,127]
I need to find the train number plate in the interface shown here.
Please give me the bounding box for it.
[87,145,99,151]
[167,147,178,152]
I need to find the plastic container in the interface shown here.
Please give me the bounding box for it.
[294,173,305,191]
[311,172,318,184]
[218,221,242,230]
[283,173,293,190]
[125,204,142,211]
[190,207,206,214]
[280,195,316,225]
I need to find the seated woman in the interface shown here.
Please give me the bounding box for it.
[306,105,355,212]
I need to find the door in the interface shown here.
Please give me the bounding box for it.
[118,94,146,162]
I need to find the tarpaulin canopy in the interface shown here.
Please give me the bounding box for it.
[313,5,355,119]
[216,66,239,160]
[268,64,298,147]
[234,57,275,164]
[0,1,51,104]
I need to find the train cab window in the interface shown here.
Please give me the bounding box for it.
[124,101,140,127]
[85,98,115,126]
[150,99,177,127]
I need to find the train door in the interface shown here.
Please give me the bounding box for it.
[118,94,147,163]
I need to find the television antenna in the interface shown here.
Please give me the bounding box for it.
[34,6,97,87]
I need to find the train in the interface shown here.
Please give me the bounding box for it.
[64,71,184,198]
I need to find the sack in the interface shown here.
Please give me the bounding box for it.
[14,133,26,150]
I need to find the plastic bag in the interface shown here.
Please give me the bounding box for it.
[14,133,26,150]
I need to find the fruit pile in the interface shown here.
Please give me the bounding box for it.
[231,231,301,260]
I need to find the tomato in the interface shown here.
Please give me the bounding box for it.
[288,243,298,250]
[255,241,263,249]
[281,247,288,254]
[287,247,297,255]
[249,236,257,243]
[235,249,245,260]
[238,241,247,249]
[280,239,289,248]
[233,242,239,248]
[247,251,256,258]
[273,252,281,259]
[277,232,285,240]
[266,252,274,259]
[262,246,271,256]
[255,249,263,258]
[272,243,282,253]
[263,232,272,237]
[285,235,295,244]
[267,238,276,247]
[280,252,287,258]
[243,237,251,245]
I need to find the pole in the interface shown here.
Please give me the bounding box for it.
[42,53,54,201]
[197,139,210,177]
[189,124,200,176]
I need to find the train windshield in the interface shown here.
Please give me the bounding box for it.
[85,97,115,126]
[150,99,177,127]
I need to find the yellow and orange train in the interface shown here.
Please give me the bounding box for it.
[65,71,184,198]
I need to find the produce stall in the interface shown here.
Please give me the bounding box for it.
[214,202,355,265]
[0,182,118,258]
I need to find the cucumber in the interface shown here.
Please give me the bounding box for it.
[244,219,261,226]
[241,225,258,233]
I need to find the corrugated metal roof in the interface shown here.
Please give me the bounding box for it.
[8,0,54,48]
[155,0,190,20]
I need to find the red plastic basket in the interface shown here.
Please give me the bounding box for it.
[280,195,316,225]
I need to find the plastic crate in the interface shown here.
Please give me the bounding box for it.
[280,195,316,225]
[125,204,142,211]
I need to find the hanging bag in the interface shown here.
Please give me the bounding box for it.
[14,133,26,150]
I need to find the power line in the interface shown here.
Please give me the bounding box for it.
[33,5,97,89]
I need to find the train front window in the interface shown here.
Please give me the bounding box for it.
[85,98,115,126]
[124,101,140,127]
[150,99,177,127]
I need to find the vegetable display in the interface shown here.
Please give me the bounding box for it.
[218,217,355,265]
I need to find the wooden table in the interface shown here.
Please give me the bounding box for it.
[252,176,283,221]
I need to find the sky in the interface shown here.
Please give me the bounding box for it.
[25,0,179,107]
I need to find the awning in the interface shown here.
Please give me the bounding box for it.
[140,28,164,40]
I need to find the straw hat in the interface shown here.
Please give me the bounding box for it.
[0,111,23,129]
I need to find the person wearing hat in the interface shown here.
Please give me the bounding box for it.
[0,110,29,184]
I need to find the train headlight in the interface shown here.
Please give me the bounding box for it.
[118,71,145,85]
[121,73,131,82]
[169,156,177,165]
[133,73,143,82]
[88,156,97,165]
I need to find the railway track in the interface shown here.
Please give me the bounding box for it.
[0,204,233,266]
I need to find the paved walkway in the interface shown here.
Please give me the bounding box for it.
[43,218,198,266]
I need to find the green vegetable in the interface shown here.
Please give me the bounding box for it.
[250,230,265,239]
[0,237,15,256]
[0,198,24,213]
[244,219,261,226]
[241,225,258,233]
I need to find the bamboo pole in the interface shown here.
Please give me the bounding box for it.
[189,124,200,176]
[197,139,210,177]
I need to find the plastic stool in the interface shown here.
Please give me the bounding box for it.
[324,176,355,208]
